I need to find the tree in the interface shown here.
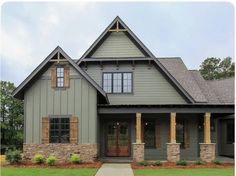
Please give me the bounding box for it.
[0,81,24,152]
[199,57,234,80]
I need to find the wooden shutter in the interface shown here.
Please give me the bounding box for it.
[184,120,190,148]
[155,120,161,148]
[64,66,70,88]
[42,117,49,144]
[51,65,56,88]
[70,116,78,144]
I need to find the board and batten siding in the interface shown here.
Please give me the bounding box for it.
[91,32,145,58]
[83,63,187,104]
[24,65,97,144]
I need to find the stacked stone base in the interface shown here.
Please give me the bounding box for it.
[199,143,215,163]
[133,143,145,162]
[23,143,98,163]
[166,143,180,162]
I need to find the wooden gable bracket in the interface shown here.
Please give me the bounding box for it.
[84,61,88,71]
[116,60,119,70]
[148,59,152,69]
[49,52,67,63]
[132,60,135,70]
[108,21,127,32]
[100,61,103,70]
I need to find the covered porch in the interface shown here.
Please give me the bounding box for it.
[98,104,234,163]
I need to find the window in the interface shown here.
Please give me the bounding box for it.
[102,72,132,93]
[50,118,69,143]
[176,120,184,148]
[144,121,155,148]
[56,65,64,87]
[227,120,234,144]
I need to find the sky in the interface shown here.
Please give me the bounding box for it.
[1,2,234,86]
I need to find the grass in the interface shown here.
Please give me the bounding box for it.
[1,168,98,176]
[134,168,234,176]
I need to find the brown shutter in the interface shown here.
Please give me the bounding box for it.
[64,66,70,88]
[70,116,78,144]
[155,120,161,148]
[184,120,190,148]
[42,117,49,144]
[51,65,56,88]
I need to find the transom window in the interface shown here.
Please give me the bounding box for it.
[50,118,69,143]
[144,121,155,148]
[56,65,64,87]
[102,72,132,93]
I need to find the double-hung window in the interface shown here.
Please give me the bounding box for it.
[102,72,132,93]
[56,65,64,87]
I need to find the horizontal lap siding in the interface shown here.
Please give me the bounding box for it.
[84,63,187,104]
[24,66,97,144]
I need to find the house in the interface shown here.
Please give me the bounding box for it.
[13,16,234,163]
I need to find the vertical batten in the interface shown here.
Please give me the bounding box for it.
[136,112,142,143]
[204,112,211,144]
[170,112,176,143]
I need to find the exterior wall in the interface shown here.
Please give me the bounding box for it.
[91,32,145,58]
[83,63,187,105]
[24,65,98,144]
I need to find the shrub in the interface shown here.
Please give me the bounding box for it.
[70,154,81,164]
[176,160,188,166]
[138,160,148,166]
[195,160,204,165]
[33,154,44,164]
[213,160,223,165]
[154,160,162,166]
[45,155,57,166]
[5,149,22,164]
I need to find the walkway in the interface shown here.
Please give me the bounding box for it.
[95,163,134,176]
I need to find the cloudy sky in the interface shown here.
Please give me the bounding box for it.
[1,2,234,86]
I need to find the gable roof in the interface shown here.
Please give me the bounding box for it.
[12,46,109,103]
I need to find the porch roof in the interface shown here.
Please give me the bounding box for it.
[98,104,234,114]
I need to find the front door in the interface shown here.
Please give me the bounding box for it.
[106,121,130,157]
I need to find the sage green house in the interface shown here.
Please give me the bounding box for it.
[13,16,234,163]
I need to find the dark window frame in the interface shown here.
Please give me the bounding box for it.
[56,64,64,88]
[226,120,234,144]
[143,120,156,149]
[176,120,185,149]
[102,72,133,94]
[49,117,70,143]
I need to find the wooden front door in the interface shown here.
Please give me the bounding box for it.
[106,121,130,157]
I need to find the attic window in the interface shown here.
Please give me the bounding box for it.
[56,65,64,87]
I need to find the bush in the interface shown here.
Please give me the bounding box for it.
[33,154,44,164]
[154,160,162,166]
[5,149,22,164]
[176,160,188,166]
[195,160,204,165]
[138,160,148,166]
[45,155,57,166]
[213,160,223,165]
[70,154,81,164]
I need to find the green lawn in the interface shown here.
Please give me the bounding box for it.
[1,168,98,176]
[134,168,234,176]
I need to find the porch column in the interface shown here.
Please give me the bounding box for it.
[133,112,144,162]
[166,112,180,162]
[200,112,215,163]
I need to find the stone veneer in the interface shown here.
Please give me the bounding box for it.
[166,143,180,162]
[23,143,98,163]
[133,143,145,162]
[199,143,215,163]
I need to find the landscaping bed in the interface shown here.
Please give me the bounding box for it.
[131,161,234,169]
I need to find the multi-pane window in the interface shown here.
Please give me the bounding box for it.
[56,65,64,87]
[102,72,132,93]
[144,121,155,148]
[50,118,69,143]
[227,120,234,144]
[176,120,184,148]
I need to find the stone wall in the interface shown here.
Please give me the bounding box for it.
[23,143,98,163]
[133,143,145,162]
[200,143,215,163]
[166,143,180,162]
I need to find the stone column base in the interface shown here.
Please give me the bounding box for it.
[132,143,145,162]
[166,143,180,162]
[199,143,215,163]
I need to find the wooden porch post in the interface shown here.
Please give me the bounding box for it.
[204,112,211,143]
[136,112,142,144]
[170,112,176,143]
